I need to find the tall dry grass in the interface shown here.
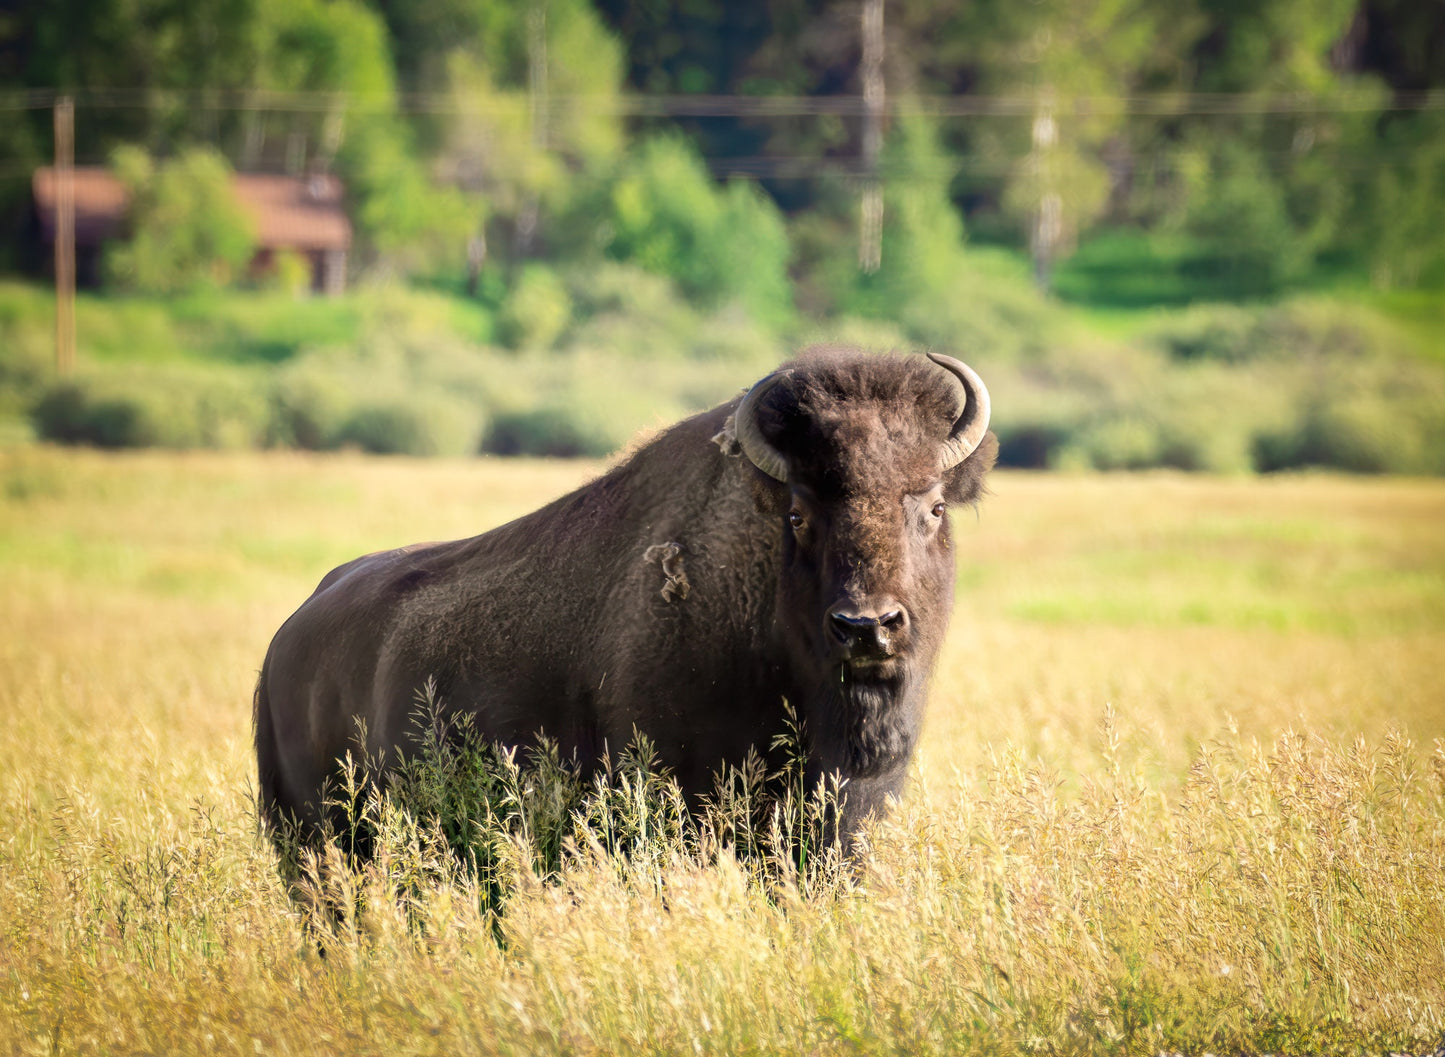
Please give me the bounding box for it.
[1,447,1442,1054]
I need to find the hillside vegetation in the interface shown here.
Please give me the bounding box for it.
[2,449,1442,1054]
[4,274,1443,473]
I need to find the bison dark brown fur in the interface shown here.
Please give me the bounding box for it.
[255,347,996,846]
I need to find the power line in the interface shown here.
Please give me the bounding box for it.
[2,87,1444,117]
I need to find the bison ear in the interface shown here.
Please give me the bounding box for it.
[942,431,998,506]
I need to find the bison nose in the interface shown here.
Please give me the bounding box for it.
[827,606,907,658]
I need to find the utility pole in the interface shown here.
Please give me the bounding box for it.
[1029,98,1062,290]
[859,0,884,273]
[53,95,75,377]
[515,0,547,259]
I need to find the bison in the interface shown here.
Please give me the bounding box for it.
[255,347,995,846]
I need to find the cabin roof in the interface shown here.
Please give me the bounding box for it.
[32,167,352,251]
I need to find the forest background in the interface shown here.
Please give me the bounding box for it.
[1,0,1443,472]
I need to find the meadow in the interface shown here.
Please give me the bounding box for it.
[1,445,1443,1055]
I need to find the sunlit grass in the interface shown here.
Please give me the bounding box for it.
[1,448,1442,1054]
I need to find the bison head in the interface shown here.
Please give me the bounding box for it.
[733,349,995,775]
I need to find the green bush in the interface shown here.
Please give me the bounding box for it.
[992,342,1293,474]
[272,339,494,454]
[485,402,611,457]
[795,316,918,353]
[33,367,271,449]
[1062,417,1163,471]
[485,382,688,458]
[271,360,359,449]
[104,147,256,295]
[689,306,786,363]
[1143,304,1264,363]
[497,266,573,351]
[562,262,700,359]
[266,251,314,298]
[1350,110,1445,289]
[1254,299,1413,361]
[1055,218,1313,308]
[900,250,1063,359]
[710,179,795,327]
[271,335,749,461]
[1253,359,1445,475]
[1139,298,1423,373]
[335,393,486,457]
[0,312,52,417]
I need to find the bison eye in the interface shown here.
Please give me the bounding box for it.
[788,510,805,531]
[931,501,947,519]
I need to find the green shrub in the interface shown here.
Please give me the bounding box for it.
[270,360,359,449]
[710,179,795,327]
[1142,298,1420,367]
[836,113,967,326]
[902,250,1064,359]
[272,339,495,454]
[1063,417,1164,471]
[991,341,1295,473]
[562,262,700,359]
[1255,299,1413,361]
[689,306,787,363]
[104,146,256,295]
[485,402,613,457]
[1253,359,1445,475]
[484,366,691,457]
[1143,304,1263,363]
[1350,110,1445,289]
[483,393,665,457]
[33,367,271,449]
[795,316,918,353]
[335,393,486,457]
[1055,222,1309,308]
[0,313,52,417]
[497,266,573,350]
[566,261,686,323]
[266,250,314,298]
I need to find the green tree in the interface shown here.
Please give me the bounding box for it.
[832,111,978,343]
[18,0,265,148]
[861,112,968,314]
[1351,110,1445,287]
[255,0,481,273]
[434,0,627,268]
[104,146,256,294]
[601,134,792,324]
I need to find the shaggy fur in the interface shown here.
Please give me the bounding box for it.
[642,541,691,602]
[255,347,997,845]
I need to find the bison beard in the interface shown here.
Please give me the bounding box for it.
[827,669,916,776]
[255,347,994,852]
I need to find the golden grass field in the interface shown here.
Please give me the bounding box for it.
[2,446,1443,1055]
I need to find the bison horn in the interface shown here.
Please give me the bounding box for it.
[927,352,992,471]
[734,370,793,482]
